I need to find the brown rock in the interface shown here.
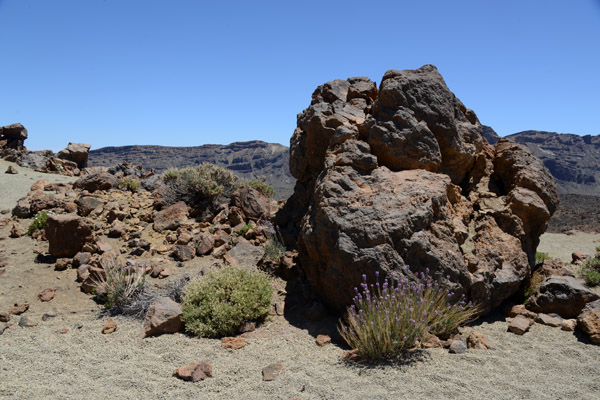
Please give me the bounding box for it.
[57,142,91,169]
[560,319,577,331]
[0,312,10,322]
[315,334,331,347]
[527,275,599,318]
[10,223,25,238]
[421,333,446,349]
[195,232,214,255]
[30,179,47,191]
[77,264,90,282]
[73,172,118,192]
[29,193,65,214]
[108,220,126,238]
[9,303,29,315]
[173,362,213,382]
[172,245,195,262]
[38,288,57,302]
[96,240,113,254]
[12,198,31,218]
[535,313,562,327]
[508,304,538,319]
[5,165,18,174]
[466,332,493,350]
[221,336,246,350]
[72,252,92,267]
[262,363,284,381]
[55,258,71,271]
[56,328,69,334]
[102,318,117,334]
[143,297,183,337]
[572,251,588,264]
[577,300,600,344]
[76,196,104,217]
[0,123,27,150]
[231,185,271,220]
[153,201,188,232]
[508,315,533,335]
[45,215,94,258]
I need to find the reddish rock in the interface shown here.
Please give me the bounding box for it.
[76,196,104,217]
[73,172,118,192]
[77,264,90,282]
[10,223,25,238]
[231,185,272,220]
[30,179,47,191]
[560,319,577,332]
[195,232,214,255]
[5,165,18,174]
[96,241,113,254]
[572,251,588,264]
[9,303,29,315]
[508,315,533,335]
[173,362,213,382]
[221,336,246,350]
[72,252,92,267]
[577,300,600,344]
[102,318,117,334]
[143,297,183,338]
[38,288,57,302]
[54,258,71,271]
[45,215,94,258]
[421,333,446,349]
[0,312,10,322]
[108,220,126,238]
[29,193,65,214]
[57,142,91,169]
[153,201,188,232]
[527,275,599,318]
[172,245,195,262]
[56,328,69,334]
[315,334,331,347]
[262,363,284,381]
[535,313,562,327]
[466,332,493,350]
[508,304,538,319]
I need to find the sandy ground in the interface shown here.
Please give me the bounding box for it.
[1,160,600,399]
[538,232,600,262]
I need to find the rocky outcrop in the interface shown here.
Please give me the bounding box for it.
[0,123,28,150]
[57,142,91,169]
[279,65,559,314]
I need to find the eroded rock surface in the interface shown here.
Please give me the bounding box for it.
[278,65,559,314]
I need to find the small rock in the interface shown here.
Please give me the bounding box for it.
[172,244,195,262]
[561,319,577,331]
[159,268,172,279]
[10,223,25,238]
[56,328,69,334]
[449,339,467,354]
[18,316,38,328]
[5,165,18,174]
[342,349,360,361]
[77,264,90,282]
[572,251,588,264]
[42,309,58,321]
[173,362,213,382]
[96,241,113,254]
[54,258,71,271]
[10,303,29,315]
[508,315,533,335]
[262,363,284,381]
[274,301,285,316]
[102,318,117,334]
[143,297,183,338]
[74,322,83,329]
[0,312,10,323]
[508,304,537,319]
[535,313,562,327]
[421,333,446,349]
[0,322,8,335]
[38,288,57,302]
[240,321,256,333]
[315,334,331,347]
[577,300,600,344]
[221,336,246,350]
[466,332,494,350]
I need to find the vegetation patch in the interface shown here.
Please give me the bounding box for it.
[246,179,275,198]
[535,252,552,264]
[92,256,146,311]
[182,266,272,338]
[579,258,600,286]
[118,177,141,192]
[28,211,49,236]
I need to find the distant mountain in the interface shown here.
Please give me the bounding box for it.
[88,141,295,200]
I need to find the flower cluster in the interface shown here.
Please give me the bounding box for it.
[338,267,478,361]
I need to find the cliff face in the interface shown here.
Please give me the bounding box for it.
[505,130,600,196]
[88,141,294,200]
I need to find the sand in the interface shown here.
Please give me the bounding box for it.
[1,160,600,399]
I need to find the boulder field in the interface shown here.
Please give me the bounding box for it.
[277,64,559,315]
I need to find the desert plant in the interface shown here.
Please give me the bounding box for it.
[236,222,253,237]
[338,269,479,361]
[161,163,238,207]
[28,211,48,235]
[92,256,146,310]
[120,275,192,319]
[579,257,600,286]
[260,215,286,262]
[182,266,272,337]
[535,252,551,264]
[118,177,141,192]
[246,179,275,198]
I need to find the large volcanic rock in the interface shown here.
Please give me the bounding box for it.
[278,65,559,314]
[0,123,28,150]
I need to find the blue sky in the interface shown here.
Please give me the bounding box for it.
[1,0,599,151]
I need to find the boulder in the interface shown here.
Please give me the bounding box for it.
[172,245,195,262]
[0,123,28,150]
[527,275,599,318]
[57,142,91,169]
[45,215,94,257]
[143,297,183,337]
[153,201,188,232]
[73,172,118,192]
[577,300,600,344]
[277,65,559,315]
[231,185,271,220]
[76,196,104,216]
[12,198,31,218]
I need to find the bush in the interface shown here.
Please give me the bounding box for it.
[338,269,479,361]
[580,258,600,286]
[246,179,275,198]
[118,177,141,192]
[535,252,551,264]
[28,211,48,235]
[260,216,286,262]
[92,256,146,310]
[162,163,238,207]
[182,266,272,337]
[120,275,192,319]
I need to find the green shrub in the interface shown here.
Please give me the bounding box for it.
[162,163,238,207]
[580,258,600,286]
[246,179,275,198]
[236,222,253,237]
[338,269,479,361]
[535,252,551,264]
[118,177,141,192]
[92,256,146,310]
[28,211,49,235]
[182,266,272,337]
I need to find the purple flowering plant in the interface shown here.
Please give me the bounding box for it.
[338,267,479,360]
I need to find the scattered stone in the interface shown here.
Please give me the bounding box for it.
[173,362,213,382]
[5,165,18,174]
[221,336,246,350]
[74,322,83,329]
[54,258,71,271]
[421,333,446,349]
[18,316,37,328]
[572,251,588,264]
[153,201,188,232]
[172,244,195,262]
[10,223,25,238]
[508,304,538,319]
[449,339,467,354]
[96,240,113,254]
[0,312,10,323]
[76,196,104,217]
[262,363,284,381]
[102,318,117,334]
[315,334,331,347]
[38,288,57,302]
[159,268,172,279]
[535,313,562,327]
[143,297,183,338]
[239,321,256,333]
[527,275,599,318]
[73,172,118,192]
[56,328,69,334]
[73,252,92,267]
[341,349,360,361]
[0,323,8,335]
[77,264,90,282]
[561,319,577,331]
[10,303,29,315]
[12,198,31,218]
[57,142,91,169]
[577,300,600,344]
[42,309,58,321]
[108,220,126,238]
[466,332,494,350]
[508,315,533,335]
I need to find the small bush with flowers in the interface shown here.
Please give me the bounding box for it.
[338,267,479,361]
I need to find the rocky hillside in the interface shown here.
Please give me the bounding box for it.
[89,141,294,200]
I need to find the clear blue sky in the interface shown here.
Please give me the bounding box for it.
[1,0,599,151]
